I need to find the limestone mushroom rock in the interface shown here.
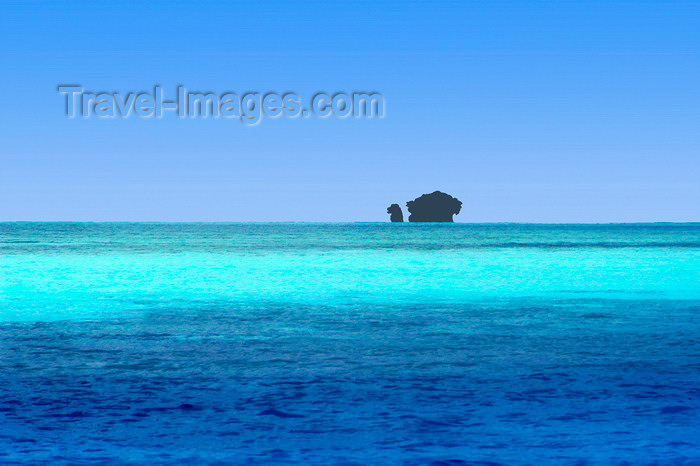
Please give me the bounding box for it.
[406,191,462,222]
[387,204,404,222]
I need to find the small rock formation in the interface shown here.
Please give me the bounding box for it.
[387,204,404,222]
[406,191,462,222]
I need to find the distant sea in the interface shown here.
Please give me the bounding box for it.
[1,223,699,464]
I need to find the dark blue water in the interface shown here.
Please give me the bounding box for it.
[1,223,699,463]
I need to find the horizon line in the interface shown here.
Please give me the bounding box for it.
[2,221,698,225]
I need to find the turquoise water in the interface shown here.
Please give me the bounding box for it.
[1,223,699,463]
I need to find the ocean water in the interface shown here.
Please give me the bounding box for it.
[1,223,699,464]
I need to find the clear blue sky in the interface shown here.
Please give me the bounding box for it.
[1,0,698,222]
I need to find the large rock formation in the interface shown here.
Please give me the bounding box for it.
[387,204,404,222]
[406,191,462,222]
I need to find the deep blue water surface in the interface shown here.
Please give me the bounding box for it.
[1,223,699,464]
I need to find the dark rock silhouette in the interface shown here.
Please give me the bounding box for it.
[406,191,462,222]
[387,204,404,222]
